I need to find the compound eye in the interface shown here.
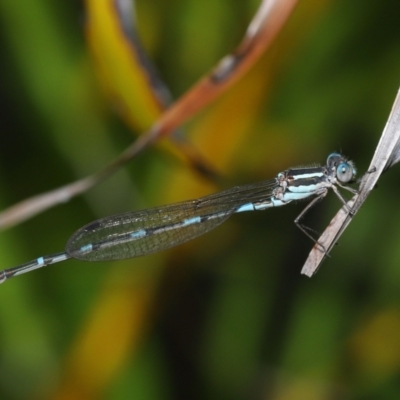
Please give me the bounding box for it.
[336,162,354,183]
[326,152,342,167]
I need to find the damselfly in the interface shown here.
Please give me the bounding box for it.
[0,152,357,283]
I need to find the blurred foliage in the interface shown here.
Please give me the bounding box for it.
[0,0,400,399]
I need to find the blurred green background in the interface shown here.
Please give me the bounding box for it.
[1,0,400,399]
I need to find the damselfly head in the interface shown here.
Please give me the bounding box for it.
[336,161,356,183]
[326,153,356,183]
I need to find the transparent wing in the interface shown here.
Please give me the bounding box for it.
[66,178,277,261]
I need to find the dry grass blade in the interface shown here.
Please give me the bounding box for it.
[302,87,400,277]
[0,0,298,230]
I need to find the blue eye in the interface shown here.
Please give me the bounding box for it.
[336,162,354,183]
[326,152,342,167]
